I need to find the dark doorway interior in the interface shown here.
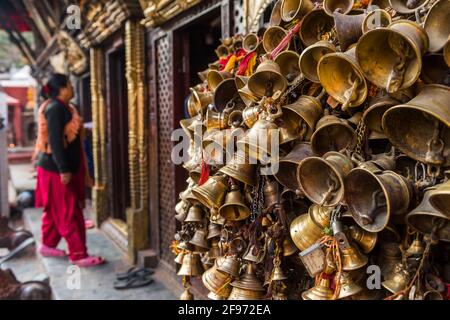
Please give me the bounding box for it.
[106,46,130,221]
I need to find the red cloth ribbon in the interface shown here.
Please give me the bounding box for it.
[269,21,302,60]
[236,51,257,76]
[198,160,210,186]
[218,54,233,71]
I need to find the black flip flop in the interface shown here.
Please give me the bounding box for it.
[116,267,154,280]
[0,237,35,265]
[113,275,154,290]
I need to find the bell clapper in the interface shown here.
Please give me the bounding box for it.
[341,73,360,111]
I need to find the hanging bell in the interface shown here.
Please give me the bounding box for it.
[362,95,399,138]
[180,287,195,300]
[207,223,222,239]
[317,47,368,110]
[242,33,265,54]
[282,236,298,256]
[207,70,232,91]
[236,76,259,107]
[184,205,204,223]
[324,0,354,16]
[219,181,251,221]
[270,0,283,26]
[407,187,450,242]
[280,0,314,22]
[382,85,450,166]
[215,44,229,59]
[339,242,369,271]
[301,276,334,300]
[421,54,450,85]
[177,252,205,276]
[205,108,230,131]
[219,151,257,186]
[188,165,202,184]
[187,87,213,117]
[202,257,232,299]
[274,50,301,83]
[406,238,425,256]
[264,178,281,208]
[348,224,378,254]
[180,117,195,141]
[379,242,402,280]
[274,142,313,192]
[217,255,241,278]
[248,59,288,98]
[175,200,189,222]
[299,40,337,83]
[243,244,265,263]
[192,175,228,209]
[209,239,222,258]
[356,20,429,93]
[210,207,226,225]
[333,11,365,51]
[389,0,430,14]
[298,151,354,207]
[299,9,335,47]
[362,9,392,34]
[228,263,265,300]
[429,179,450,218]
[242,105,263,128]
[381,263,410,294]
[174,251,186,264]
[262,26,289,54]
[336,272,363,299]
[346,168,413,232]
[213,78,239,112]
[189,228,210,252]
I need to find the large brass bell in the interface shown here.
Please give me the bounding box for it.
[301,275,334,300]
[299,41,337,83]
[274,50,301,83]
[407,187,450,242]
[214,78,239,112]
[207,70,232,91]
[333,11,365,51]
[192,175,228,209]
[382,85,450,166]
[348,224,378,254]
[274,142,313,192]
[324,0,354,16]
[362,95,399,138]
[389,0,430,14]
[356,20,429,93]
[280,0,314,22]
[345,168,413,232]
[336,272,363,299]
[187,87,213,117]
[381,262,410,294]
[219,180,251,221]
[184,205,204,223]
[228,263,265,300]
[424,0,450,52]
[219,151,257,186]
[202,257,232,299]
[298,151,354,207]
[177,252,205,276]
[299,9,335,46]
[317,47,368,110]
[290,204,332,251]
[217,255,240,278]
[248,59,288,98]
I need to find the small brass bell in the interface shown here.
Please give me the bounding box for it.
[236,76,259,107]
[270,0,283,26]
[299,40,337,83]
[174,251,186,264]
[206,108,230,131]
[348,224,378,254]
[272,261,288,281]
[184,205,204,223]
[248,59,288,98]
[280,0,314,22]
[274,50,301,83]
[192,175,228,209]
[180,287,195,300]
[175,200,189,222]
[207,223,222,239]
[242,105,263,128]
[340,243,368,271]
[243,244,264,263]
[177,252,205,277]
[228,263,266,300]
[213,78,239,112]
[209,239,222,259]
[210,207,226,225]
[219,151,257,186]
[219,180,251,221]
[299,9,335,47]
[207,70,232,91]
[187,87,213,117]
[197,68,210,82]
[202,257,232,299]
[264,178,281,208]
[301,276,334,300]
[406,238,425,257]
[379,242,402,280]
[189,228,210,251]
[282,236,298,256]
[217,255,241,278]
[336,272,363,299]
[215,44,229,59]
[382,263,410,294]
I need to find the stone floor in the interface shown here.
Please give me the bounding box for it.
[2,208,177,300]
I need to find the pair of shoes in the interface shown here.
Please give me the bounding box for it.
[70,255,106,267]
[114,267,154,290]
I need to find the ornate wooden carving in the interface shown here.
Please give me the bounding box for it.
[140,0,202,28]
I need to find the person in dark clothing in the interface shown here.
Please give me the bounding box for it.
[34,73,105,267]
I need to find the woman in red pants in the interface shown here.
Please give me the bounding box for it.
[34,73,104,267]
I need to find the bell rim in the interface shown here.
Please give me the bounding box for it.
[362,96,399,133]
[310,120,357,156]
[218,203,251,221]
[299,9,334,46]
[388,0,430,14]
[299,41,337,83]
[324,0,354,17]
[247,69,288,98]
[262,26,289,52]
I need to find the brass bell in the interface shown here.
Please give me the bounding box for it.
[336,272,363,299]
[339,242,369,271]
[242,33,265,54]
[406,237,425,256]
[217,255,240,278]
[207,223,222,239]
[270,0,283,26]
[356,20,429,93]
[333,11,366,51]
[346,168,413,232]
[264,178,281,208]
[300,9,335,47]
[187,87,213,117]
[348,224,378,254]
[177,252,205,276]
[272,265,288,281]
[180,117,195,141]
[243,244,264,263]
[215,44,229,59]
[262,26,289,54]
[197,68,210,82]
[274,50,301,83]
[423,290,444,300]
[219,181,251,221]
[248,59,288,98]
[207,70,232,91]
[213,78,239,112]
[210,207,226,225]
[188,165,202,184]
[290,204,332,251]
[429,180,450,218]
[424,0,450,52]
[274,142,313,192]
[362,95,399,138]
[444,40,450,68]
[280,0,314,22]
[324,0,354,16]
[407,187,450,242]
[283,236,298,256]
[382,85,450,166]
[379,242,402,280]
[202,257,232,299]
[242,105,263,128]
[189,228,210,251]
[219,151,257,186]
[421,53,450,85]
[317,47,368,110]
[228,263,265,300]
[175,200,189,222]
[180,287,195,300]
[298,151,354,207]
[389,0,430,14]
[362,9,392,34]
[236,76,259,107]
[209,239,222,258]
[301,276,334,300]
[299,40,337,83]
[205,108,230,131]
[174,251,186,264]
[191,175,228,209]
[184,205,204,223]
[382,262,410,294]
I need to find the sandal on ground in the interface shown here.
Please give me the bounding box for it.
[116,267,154,280]
[84,219,95,229]
[39,244,67,257]
[114,274,153,290]
[71,255,105,267]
